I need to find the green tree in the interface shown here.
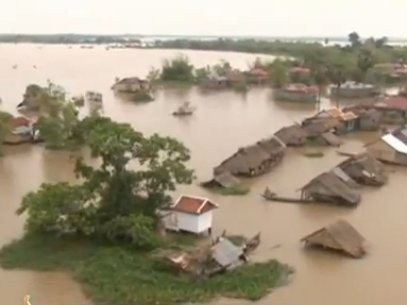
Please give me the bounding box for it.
[17,117,194,247]
[0,111,12,155]
[357,49,375,82]
[375,36,388,48]
[160,55,194,82]
[268,60,288,88]
[348,32,361,48]
[212,60,232,76]
[195,66,211,82]
[146,67,160,84]
[328,57,352,106]
[16,183,93,235]
[30,81,80,150]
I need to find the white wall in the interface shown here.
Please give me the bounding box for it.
[175,211,213,234]
[197,211,213,233]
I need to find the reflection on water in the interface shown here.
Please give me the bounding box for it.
[0,44,406,305]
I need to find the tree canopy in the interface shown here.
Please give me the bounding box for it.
[0,111,12,155]
[17,116,194,248]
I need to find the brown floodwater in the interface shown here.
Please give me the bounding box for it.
[1,44,406,305]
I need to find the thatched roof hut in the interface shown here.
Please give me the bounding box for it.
[214,136,286,177]
[274,124,309,146]
[301,220,366,258]
[202,172,241,189]
[338,153,388,186]
[301,172,361,206]
[302,117,341,137]
[320,132,342,147]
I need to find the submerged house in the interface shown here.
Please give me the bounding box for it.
[202,172,241,189]
[111,77,152,93]
[245,68,268,85]
[200,75,230,90]
[366,126,407,165]
[4,116,34,144]
[331,81,379,99]
[214,136,286,177]
[374,96,407,124]
[301,220,366,258]
[338,153,388,186]
[273,83,319,103]
[312,107,359,134]
[274,124,309,147]
[162,195,218,235]
[301,171,361,206]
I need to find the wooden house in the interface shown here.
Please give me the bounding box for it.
[331,81,379,99]
[111,77,151,93]
[214,136,286,177]
[162,195,218,235]
[4,116,34,145]
[274,124,309,147]
[273,83,319,103]
[338,153,387,186]
[301,220,366,258]
[301,172,361,206]
[366,127,407,165]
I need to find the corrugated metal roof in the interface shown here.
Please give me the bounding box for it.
[382,134,407,154]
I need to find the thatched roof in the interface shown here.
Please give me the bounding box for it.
[320,132,342,147]
[274,124,309,146]
[202,172,241,189]
[214,136,285,175]
[302,172,361,206]
[301,220,366,258]
[302,117,341,136]
[256,136,286,154]
[338,153,388,186]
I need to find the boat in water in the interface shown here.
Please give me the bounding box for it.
[85,91,103,103]
[172,102,196,116]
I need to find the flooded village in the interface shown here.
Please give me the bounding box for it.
[2,40,407,305]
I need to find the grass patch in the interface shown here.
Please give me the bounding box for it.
[0,234,292,305]
[130,91,154,102]
[218,186,250,196]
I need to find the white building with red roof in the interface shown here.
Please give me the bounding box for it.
[162,195,218,235]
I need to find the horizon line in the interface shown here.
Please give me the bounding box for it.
[0,33,406,41]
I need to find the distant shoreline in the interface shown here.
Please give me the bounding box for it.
[0,34,407,45]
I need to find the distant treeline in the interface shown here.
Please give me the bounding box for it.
[153,38,328,57]
[0,34,141,44]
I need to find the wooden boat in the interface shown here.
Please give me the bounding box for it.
[172,102,196,116]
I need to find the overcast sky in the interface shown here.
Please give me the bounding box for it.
[2,0,407,37]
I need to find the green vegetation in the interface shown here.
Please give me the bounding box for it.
[0,111,12,154]
[18,116,194,246]
[268,59,289,88]
[23,81,81,150]
[0,234,292,305]
[160,55,195,83]
[218,186,250,196]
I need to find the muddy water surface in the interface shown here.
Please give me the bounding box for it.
[0,44,405,305]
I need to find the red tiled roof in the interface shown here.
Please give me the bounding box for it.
[284,83,318,94]
[375,96,407,111]
[249,68,268,77]
[9,116,31,128]
[171,195,218,215]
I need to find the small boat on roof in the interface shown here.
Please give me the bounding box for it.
[172,101,196,116]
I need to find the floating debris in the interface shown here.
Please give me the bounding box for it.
[173,102,196,116]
